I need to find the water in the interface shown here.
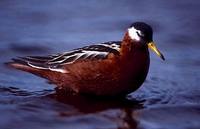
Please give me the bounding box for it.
[0,0,200,129]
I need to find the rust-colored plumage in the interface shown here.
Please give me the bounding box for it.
[7,22,165,96]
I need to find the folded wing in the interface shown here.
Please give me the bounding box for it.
[8,41,121,73]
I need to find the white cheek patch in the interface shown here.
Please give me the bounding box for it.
[128,27,141,41]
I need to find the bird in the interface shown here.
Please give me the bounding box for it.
[7,22,165,96]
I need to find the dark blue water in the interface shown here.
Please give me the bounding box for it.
[0,0,200,129]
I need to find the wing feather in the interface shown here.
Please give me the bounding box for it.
[11,41,121,73]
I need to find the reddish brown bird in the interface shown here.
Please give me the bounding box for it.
[7,22,165,96]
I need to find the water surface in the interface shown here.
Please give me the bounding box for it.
[0,0,200,129]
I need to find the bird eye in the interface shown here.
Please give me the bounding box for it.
[136,31,144,37]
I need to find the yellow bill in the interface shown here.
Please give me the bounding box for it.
[148,42,165,60]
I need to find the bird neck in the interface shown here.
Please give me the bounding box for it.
[119,32,150,86]
[120,32,148,58]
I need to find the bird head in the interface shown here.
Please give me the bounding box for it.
[127,22,165,60]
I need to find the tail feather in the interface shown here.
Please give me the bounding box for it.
[8,57,50,71]
[19,56,53,63]
[6,58,69,88]
[11,58,28,65]
[6,56,67,74]
[6,58,55,82]
[6,59,41,73]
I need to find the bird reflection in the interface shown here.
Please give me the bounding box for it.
[47,89,143,129]
[2,86,142,129]
[48,89,143,113]
[117,108,139,129]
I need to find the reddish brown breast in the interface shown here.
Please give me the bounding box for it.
[60,33,150,96]
[118,32,150,93]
